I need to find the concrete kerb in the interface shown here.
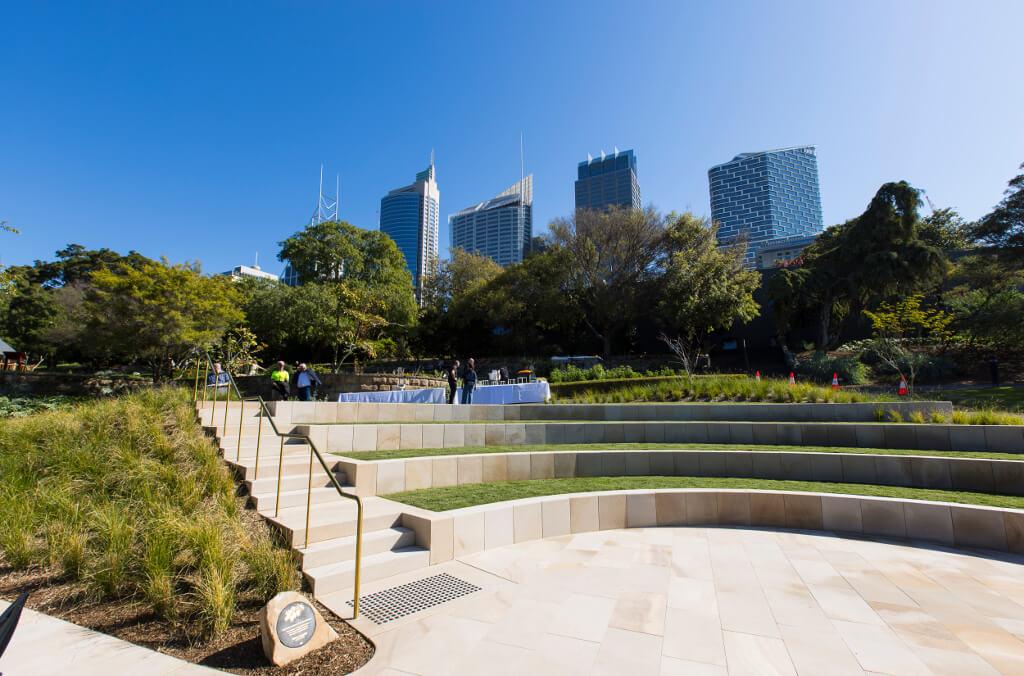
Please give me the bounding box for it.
[400,488,1024,560]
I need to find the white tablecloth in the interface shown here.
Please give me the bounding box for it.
[336,382,550,405]
[337,388,446,403]
[457,382,551,404]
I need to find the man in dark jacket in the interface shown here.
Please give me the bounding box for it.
[294,363,323,402]
[447,360,460,405]
[461,358,477,405]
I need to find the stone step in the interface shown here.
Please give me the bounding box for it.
[267,500,404,547]
[298,527,416,570]
[251,485,355,512]
[223,442,311,461]
[246,470,346,496]
[305,546,430,597]
[228,455,326,481]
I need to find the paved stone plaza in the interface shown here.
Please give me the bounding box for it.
[349,527,1024,675]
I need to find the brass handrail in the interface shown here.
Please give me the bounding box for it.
[194,353,363,618]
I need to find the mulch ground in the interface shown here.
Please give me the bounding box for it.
[0,564,374,674]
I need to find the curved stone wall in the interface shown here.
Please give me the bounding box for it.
[333,449,1024,497]
[398,489,1024,564]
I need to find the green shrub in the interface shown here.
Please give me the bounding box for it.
[191,564,236,638]
[888,409,904,423]
[241,534,299,603]
[929,411,948,424]
[795,352,869,386]
[908,410,926,424]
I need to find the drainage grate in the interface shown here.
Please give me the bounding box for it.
[347,573,481,624]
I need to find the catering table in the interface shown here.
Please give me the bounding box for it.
[337,388,446,403]
[336,381,550,405]
[457,381,551,404]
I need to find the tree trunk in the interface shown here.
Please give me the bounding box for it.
[602,332,612,359]
[817,296,832,351]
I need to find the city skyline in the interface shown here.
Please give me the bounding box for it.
[2,2,1022,275]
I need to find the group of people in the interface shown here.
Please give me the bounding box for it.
[446,358,477,404]
[268,361,323,401]
[205,360,322,401]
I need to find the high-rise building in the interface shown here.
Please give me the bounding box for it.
[450,176,533,267]
[708,146,823,268]
[380,163,440,300]
[220,264,279,282]
[575,148,641,211]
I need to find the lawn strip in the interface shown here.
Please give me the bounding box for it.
[384,476,1024,512]
[342,442,1023,462]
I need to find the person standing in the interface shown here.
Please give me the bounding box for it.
[269,361,290,400]
[447,359,460,405]
[207,362,230,395]
[461,358,477,405]
[295,363,322,402]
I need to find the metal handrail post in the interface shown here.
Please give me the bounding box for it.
[304,445,315,548]
[353,500,363,618]
[254,403,263,480]
[222,373,231,432]
[236,397,245,462]
[192,356,201,403]
[274,435,285,517]
[201,360,209,404]
[211,371,219,426]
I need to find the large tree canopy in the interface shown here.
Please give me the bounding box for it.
[549,206,668,356]
[86,260,243,378]
[657,213,760,363]
[974,161,1024,256]
[768,181,946,350]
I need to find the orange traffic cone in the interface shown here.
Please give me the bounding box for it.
[755,370,761,382]
[788,372,796,386]
[898,377,908,396]
[832,372,839,390]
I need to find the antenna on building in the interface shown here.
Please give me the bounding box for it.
[430,147,435,168]
[519,131,525,198]
[254,251,259,269]
[310,164,340,226]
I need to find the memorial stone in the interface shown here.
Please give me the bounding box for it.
[259,591,338,666]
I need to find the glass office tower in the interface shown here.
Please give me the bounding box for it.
[708,146,823,267]
[450,175,533,267]
[380,163,439,301]
[575,148,641,211]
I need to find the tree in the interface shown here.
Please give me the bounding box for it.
[767,182,947,350]
[918,207,974,251]
[656,214,760,375]
[974,161,1024,257]
[286,283,389,368]
[86,260,243,379]
[943,254,1024,355]
[31,244,152,288]
[277,220,417,338]
[859,294,953,394]
[2,280,61,360]
[549,206,668,356]
[417,248,504,356]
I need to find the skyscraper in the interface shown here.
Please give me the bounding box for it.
[708,146,823,268]
[450,175,533,267]
[380,162,439,300]
[575,148,641,211]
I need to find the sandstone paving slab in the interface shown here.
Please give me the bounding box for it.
[348,526,1024,676]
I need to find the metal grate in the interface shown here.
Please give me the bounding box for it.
[347,573,481,624]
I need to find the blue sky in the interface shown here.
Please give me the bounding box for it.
[2,1,1022,275]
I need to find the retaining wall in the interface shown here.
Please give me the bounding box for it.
[397,489,1024,563]
[296,419,1024,456]
[269,400,952,424]
[331,449,1024,498]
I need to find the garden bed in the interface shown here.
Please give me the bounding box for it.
[0,388,374,673]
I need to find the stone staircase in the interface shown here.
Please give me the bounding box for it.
[197,401,431,608]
